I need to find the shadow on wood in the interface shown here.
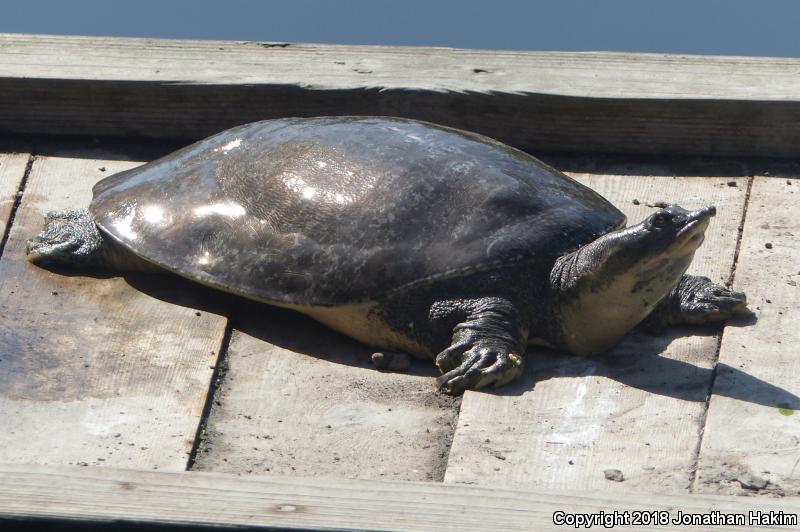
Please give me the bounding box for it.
[35,263,438,378]
[30,263,790,408]
[483,325,800,411]
[231,298,440,378]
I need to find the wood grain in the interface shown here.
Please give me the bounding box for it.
[1,463,799,532]
[192,301,459,481]
[1,34,799,156]
[0,151,30,241]
[0,149,228,470]
[444,172,748,493]
[695,176,800,496]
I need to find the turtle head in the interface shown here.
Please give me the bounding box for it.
[594,204,716,282]
[26,209,105,267]
[554,204,715,355]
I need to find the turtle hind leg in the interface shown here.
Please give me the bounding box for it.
[26,208,106,268]
[434,297,527,395]
[642,274,751,332]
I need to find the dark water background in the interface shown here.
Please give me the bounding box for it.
[1,0,798,57]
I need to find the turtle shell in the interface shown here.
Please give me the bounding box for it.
[90,117,625,305]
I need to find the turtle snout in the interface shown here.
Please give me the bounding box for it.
[700,205,716,219]
[683,205,716,229]
[26,233,50,254]
[26,231,77,263]
[26,236,53,262]
[674,206,716,245]
[26,238,50,262]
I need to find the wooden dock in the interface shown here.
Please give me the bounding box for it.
[1,34,799,530]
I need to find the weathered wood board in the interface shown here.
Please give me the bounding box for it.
[193,301,459,481]
[444,171,749,493]
[695,176,800,496]
[2,34,800,157]
[0,150,30,239]
[2,463,799,532]
[0,149,227,470]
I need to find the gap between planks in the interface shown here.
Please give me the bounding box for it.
[444,170,750,493]
[694,176,800,496]
[0,149,33,258]
[190,298,461,482]
[686,174,754,492]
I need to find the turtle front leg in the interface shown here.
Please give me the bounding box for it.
[435,297,527,395]
[642,274,751,331]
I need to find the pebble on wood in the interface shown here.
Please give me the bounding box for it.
[370,352,412,372]
[737,474,768,491]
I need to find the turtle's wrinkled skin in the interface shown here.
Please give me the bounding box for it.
[26,117,750,394]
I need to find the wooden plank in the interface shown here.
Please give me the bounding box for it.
[1,34,800,157]
[0,148,228,470]
[192,301,459,481]
[1,464,799,532]
[0,150,30,242]
[695,176,800,496]
[444,171,748,493]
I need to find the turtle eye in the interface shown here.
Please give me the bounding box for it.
[651,211,671,228]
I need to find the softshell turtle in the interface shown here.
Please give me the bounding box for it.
[27,117,750,394]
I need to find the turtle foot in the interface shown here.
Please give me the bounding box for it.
[682,280,750,325]
[435,340,523,395]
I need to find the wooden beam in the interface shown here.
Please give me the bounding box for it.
[0,146,228,470]
[695,176,800,496]
[1,463,799,531]
[2,34,800,157]
[444,170,748,492]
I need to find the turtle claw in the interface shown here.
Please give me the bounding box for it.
[435,341,472,373]
[436,345,523,395]
[683,284,750,324]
